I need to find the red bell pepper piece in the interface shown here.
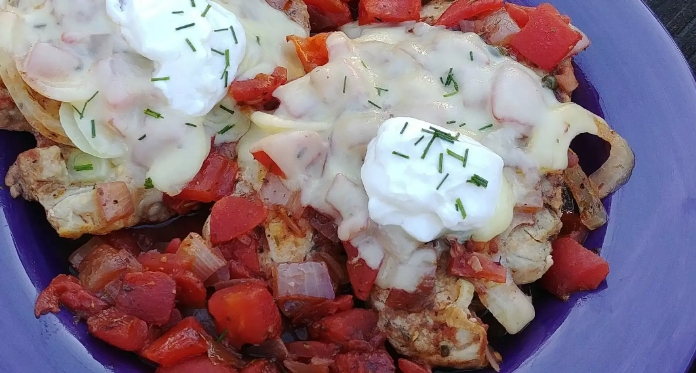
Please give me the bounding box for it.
[228,67,288,110]
[448,251,507,283]
[358,0,421,25]
[115,271,176,326]
[435,0,504,28]
[540,237,610,300]
[87,308,149,352]
[343,242,379,301]
[287,34,330,73]
[508,4,581,71]
[173,150,238,203]
[209,195,268,245]
[141,316,210,366]
[208,281,282,349]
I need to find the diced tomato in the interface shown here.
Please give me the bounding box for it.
[218,238,262,279]
[343,242,379,301]
[291,295,354,326]
[397,359,431,373]
[163,194,201,215]
[286,341,340,359]
[102,230,141,256]
[540,237,610,300]
[334,351,395,373]
[358,0,421,25]
[287,34,330,73]
[210,196,268,245]
[165,238,184,254]
[115,271,176,325]
[171,270,208,308]
[303,0,352,31]
[228,67,288,110]
[174,151,238,203]
[283,361,330,373]
[87,307,148,351]
[78,244,142,293]
[434,0,504,28]
[138,251,194,274]
[208,282,282,349]
[141,316,210,366]
[448,252,507,283]
[505,3,535,28]
[155,355,239,373]
[241,360,280,373]
[385,276,434,313]
[508,4,581,71]
[34,274,109,318]
[276,295,327,318]
[308,309,379,345]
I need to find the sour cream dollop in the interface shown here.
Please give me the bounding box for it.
[362,117,504,242]
[106,0,246,117]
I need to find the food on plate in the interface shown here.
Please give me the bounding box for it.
[0,0,634,371]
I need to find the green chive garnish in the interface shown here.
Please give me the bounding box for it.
[151,77,170,82]
[172,11,184,14]
[446,149,468,167]
[219,105,234,115]
[212,48,224,55]
[231,26,238,44]
[343,76,347,93]
[217,329,228,343]
[218,124,235,134]
[415,135,425,145]
[91,120,96,138]
[224,49,230,67]
[144,177,154,189]
[375,87,389,96]
[444,83,459,97]
[144,109,163,119]
[447,120,456,124]
[74,163,94,172]
[479,124,493,131]
[421,136,436,159]
[368,100,381,109]
[361,60,367,68]
[184,122,197,127]
[201,4,211,17]
[256,36,260,45]
[176,23,195,31]
[400,122,408,134]
[470,51,474,61]
[438,153,443,173]
[463,149,469,167]
[190,0,196,7]
[437,173,450,190]
[392,151,410,159]
[185,38,196,51]
[214,28,227,32]
[456,198,466,219]
[467,174,489,188]
[138,134,146,140]
[459,123,467,127]
[71,91,99,119]
[223,70,229,87]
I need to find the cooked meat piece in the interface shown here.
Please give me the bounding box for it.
[540,171,565,214]
[265,0,310,33]
[5,146,174,238]
[371,256,489,369]
[0,80,31,132]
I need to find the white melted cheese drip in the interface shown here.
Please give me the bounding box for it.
[248,22,599,291]
[362,117,504,242]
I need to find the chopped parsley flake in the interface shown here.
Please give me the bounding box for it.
[144,177,154,189]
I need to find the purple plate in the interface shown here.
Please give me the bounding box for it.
[1,0,696,372]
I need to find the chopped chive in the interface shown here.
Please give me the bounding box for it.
[443,81,460,97]
[463,149,469,167]
[73,163,94,172]
[470,51,474,61]
[446,120,456,124]
[184,122,197,127]
[211,48,224,55]
[436,173,450,190]
[230,26,238,44]
[90,120,96,138]
[144,177,154,189]
[218,124,235,134]
[361,60,367,68]
[172,11,184,14]
[214,28,227,32]
[256,35,260,45]
[72,91,100,119]
[223,70,229,87]
[185,38,196,51]
[446,149,469,167]
[421,136,436,159]
[455,198,466,219]
[414,135,425,145]
[201,4,211,17]
[225,49,230,67]
[479,124,494,131]
[459,123,467,127]
[444,68,454,86]
[190,0,195,6]
[400,122,409,134]
[455,203,459,211]
[219,105,234,115]
[151,77,170,82]
[343,76,347,93]
[438,153,443,173]
[440,77,445,85]
[138,134,146,140]
[176,23,195,31]
[375,87,389,96]
[217,329,228,343]
[392,151,410,159]
[368,100,381,109]
[144,109,163,119]
[467,174,489,188]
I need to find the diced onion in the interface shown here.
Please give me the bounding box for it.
[459,20,477,33]
[95,181,135,224]
[275,262,335,300]
[69,236,106,269]
[177,233,226,281]
[67,150,114,183]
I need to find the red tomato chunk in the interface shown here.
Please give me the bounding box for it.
[210,196,268,245]
[448,252,507,283]
[308,309,379,346]
[343,242,379,301]
[228,67,288,110]
[115,271,176,326]
[286,341,340,359]
[141,316,209,366]
[303,0,352,31]
[358,0,421,25]
[173,150,238,204]
[138,251,194,274]
[87,308,149,352]
[35,274,109,318]
[78,244,142,293]
[435,0,504,28]
[287,34,330,73]
[171,270,208,308]
[241,360,280,373]
[334,351,396,373]
[155,355,239,373]
[540,237,610,300]
[283,360,330,373]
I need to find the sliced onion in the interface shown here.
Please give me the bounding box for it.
[589,117,635,199]
[310,251,349,286]
[205,265,231,287]
[95,182,135,224]
[177,233,226,281]
[275,262,335,300]
[69,236,106,269]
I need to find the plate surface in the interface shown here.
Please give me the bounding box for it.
[1,1,695,372]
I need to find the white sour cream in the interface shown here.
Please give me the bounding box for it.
[362,117,504,242]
